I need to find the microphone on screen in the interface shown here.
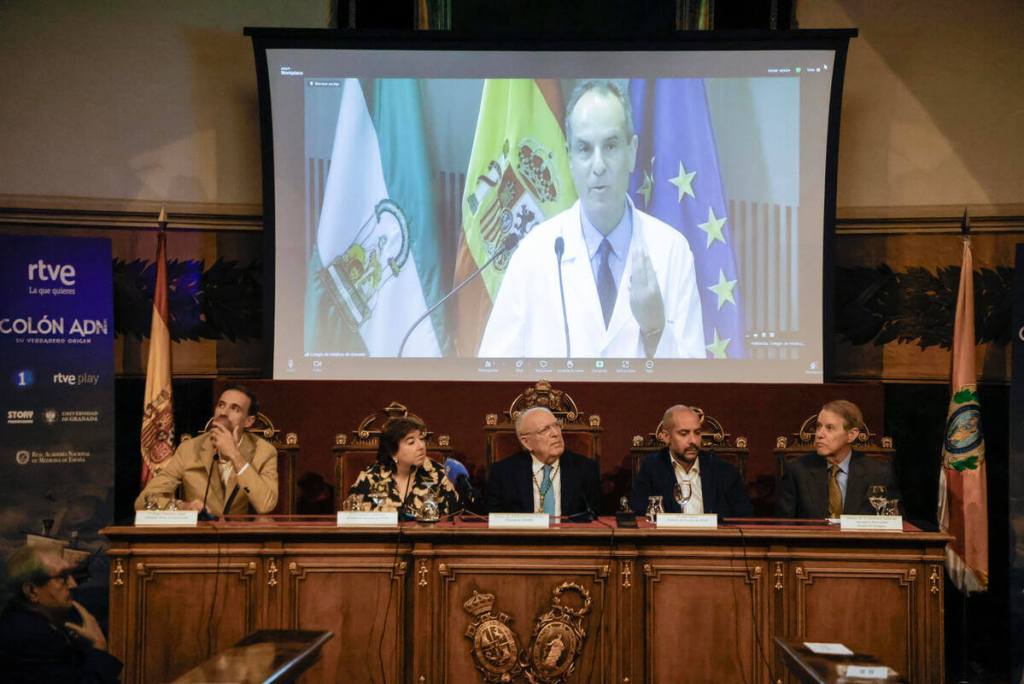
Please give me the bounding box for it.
[397,233,521,357]
[554,237,571,359]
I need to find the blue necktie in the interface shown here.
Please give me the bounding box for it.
[596,238,616,327]
[541,464,556,515]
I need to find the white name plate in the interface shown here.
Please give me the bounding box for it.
[840,515,903,531]
[488,513,550,529]
[845,665,891,679]
[337,511,398,527]
[135,510,198,527]
[656,513,718,529]
[804,642,854,656]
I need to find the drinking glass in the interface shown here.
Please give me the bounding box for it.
[646,496,664,523]
[868,485,888,516]
[369,481,389,510]
[673,482,693,513]
[884,498,901,516]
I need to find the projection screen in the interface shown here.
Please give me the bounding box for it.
[248,30,854,382]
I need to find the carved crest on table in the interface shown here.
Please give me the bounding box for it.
[463,582,592,683]
[464,591,522,682]
[522,582,591,684]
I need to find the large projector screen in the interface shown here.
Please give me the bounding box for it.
[249,31,852,382]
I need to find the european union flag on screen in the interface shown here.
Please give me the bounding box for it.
[628,79,745,359]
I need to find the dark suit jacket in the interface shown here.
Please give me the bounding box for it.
[0,603,123,684]
[485,450,601,518]
[629,449,753,517]
[775,451,901,518]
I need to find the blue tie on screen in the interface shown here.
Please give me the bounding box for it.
[541,464,556,515]
[597,238,615,327]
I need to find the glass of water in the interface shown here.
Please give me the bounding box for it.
[646,496,664,523]
[868,485,888,516]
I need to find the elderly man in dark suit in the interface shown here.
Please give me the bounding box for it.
[630,405,753,516]
[485,407,601,519]
[775,399,901,518]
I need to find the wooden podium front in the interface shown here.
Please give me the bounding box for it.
[103,520,948,683]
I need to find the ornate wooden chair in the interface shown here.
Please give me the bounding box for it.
[333,402,453,509]
[774,414,895,479]
[182,413,300,514]
[483,380,603,473]
[629,408,749,479]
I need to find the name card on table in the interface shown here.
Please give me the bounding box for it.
[135,510,199,527]
[488,513,550,529]
[844,665,892,679]
[840,515,903,532]
[656,513,718,529]
[804,642,854,656]
[337,511,398,527]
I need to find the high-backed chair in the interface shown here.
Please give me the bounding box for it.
[483,380,603,473]
[629,408,748,479]
[182,412,300,514]
[333,402,453,509]
[774,414,895,479]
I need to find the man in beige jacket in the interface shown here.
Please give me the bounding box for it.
[135,385,278,517]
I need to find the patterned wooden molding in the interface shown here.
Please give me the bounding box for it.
[0,195,262,233]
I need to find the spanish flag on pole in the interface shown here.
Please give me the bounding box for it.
[937,210,988,593]
[140,208,175,486]
[453,79,576,355]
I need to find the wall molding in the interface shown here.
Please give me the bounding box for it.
[836,204,1024,235]
[2,195,1022,236]
[0,195,262,233]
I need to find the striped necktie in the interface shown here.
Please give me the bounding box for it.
[541,464,556,515]
[828,464,843,518]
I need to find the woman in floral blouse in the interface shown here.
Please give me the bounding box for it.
[348,416,459,518]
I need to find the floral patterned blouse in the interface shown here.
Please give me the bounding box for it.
[348,458,459,517]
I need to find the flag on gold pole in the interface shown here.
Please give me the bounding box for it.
[140,207,175,486]
[937,209,988,593]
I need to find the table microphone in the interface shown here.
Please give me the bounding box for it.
[554,236,571,358]
[397,233,520,357]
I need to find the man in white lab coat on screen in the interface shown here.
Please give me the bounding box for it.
[478,80,704,359]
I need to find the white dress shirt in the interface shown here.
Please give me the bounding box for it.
[531,454,562,517]
[672,455,705,514]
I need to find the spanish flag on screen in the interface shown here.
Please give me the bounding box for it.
[453,79,576,356]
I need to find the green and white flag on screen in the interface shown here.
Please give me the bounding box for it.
[305,78,444,357]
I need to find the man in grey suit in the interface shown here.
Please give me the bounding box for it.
[775,400,900,519]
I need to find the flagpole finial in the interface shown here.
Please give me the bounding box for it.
[960,207,970,237]
[157,206,168,228]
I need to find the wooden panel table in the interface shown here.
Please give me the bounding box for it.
[775,637,908,683]
[171,630,333,683]
[103,518,948,683]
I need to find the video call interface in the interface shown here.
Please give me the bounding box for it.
[264,47,838,382]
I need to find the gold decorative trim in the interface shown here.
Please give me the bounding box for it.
[929,566,941,594]
[113,559,125,586]
[418,560,429,587]
[774,562,784,591]
[621,560,633,589]
[267,559,278,587]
